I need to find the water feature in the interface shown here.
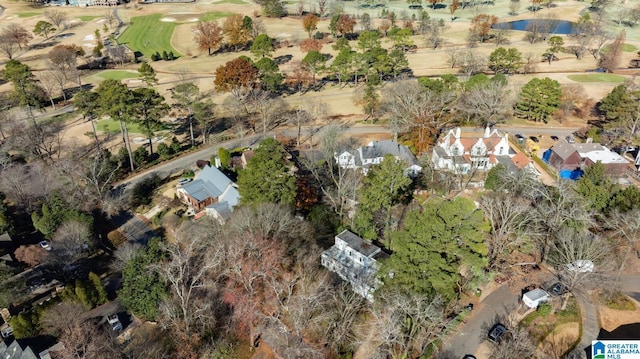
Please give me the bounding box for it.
[494,19,576,35]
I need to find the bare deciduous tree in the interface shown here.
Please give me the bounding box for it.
[456,81,514,125]
[41,300,85,336]
[57,321,121,359]
[1,24,32,50]
[480,193,535,269]
[44,9,69,29]
[490,326,538,359]
[15,245,46,267]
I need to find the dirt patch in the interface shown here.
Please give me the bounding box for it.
[538,322,580,358]
[598,297,640,332]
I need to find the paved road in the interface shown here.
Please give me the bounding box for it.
[439,285,520,359]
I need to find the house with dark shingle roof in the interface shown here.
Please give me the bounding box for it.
[335,140,422,176]
[176,165,240,222]
[547,139,630,176]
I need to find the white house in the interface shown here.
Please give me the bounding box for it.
[176,165,240,222]
[321,230,388,302]
[522,288,550,309]
[335,140,422,176]
[432,127,531,174]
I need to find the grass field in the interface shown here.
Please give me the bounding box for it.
[118,14,181,58]
[17,12,40,18]
[602,43,639,53]
[97,119,144,134]
[77,15,102,21]
[199,11,234,21]
[567,74,626,83]
[96,70,140,81]
[211,0,246,4]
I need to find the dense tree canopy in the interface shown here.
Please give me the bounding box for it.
[380,197,489,300]
[514,77,561,122]
[354,154,412,246]
[488,47,523,74]
[237,138,296,206]
[598,84,640,141]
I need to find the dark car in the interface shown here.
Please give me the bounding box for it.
[551,135,559,141]
[462,356,477,359]
[549,282,568,296]
[488,323,507,343]
[529,136,540,143]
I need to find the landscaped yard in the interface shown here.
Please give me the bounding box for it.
[117,14,181,58]
[567,74,626,83]
[211,0,246,4]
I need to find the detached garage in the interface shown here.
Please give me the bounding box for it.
[522,289,550,309]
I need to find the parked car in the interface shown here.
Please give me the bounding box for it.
[462,356,477,359]
[107,313,123,332]
[548,282,568,296]
[551,136,559,141]
[39,240,51,251]
[566,135,575,143]
[566,260,594,273]
[529,136,540,143]
[487,323,507,343]
[177,178,192,186]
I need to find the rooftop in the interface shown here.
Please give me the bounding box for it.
[335,230,381,257]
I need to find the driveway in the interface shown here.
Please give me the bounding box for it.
[438,285,520,359]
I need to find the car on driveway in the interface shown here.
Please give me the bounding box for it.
[462,355,477,359]
[107,313,123,332]
[39,240,51,251]
[177,178,192,186]
[488,323,507,343]
[551,135,559,141]
[529,136,540,143]
[566,260,594,273]
[548,282,568,296]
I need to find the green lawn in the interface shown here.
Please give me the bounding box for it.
[77,15,102,21]
[567,74,626,83]
[117,14,181,58]
[96,70,140,81]
[17,12,40,18]
[199,11,234,21]
[97,119,144,134]
[602,43,638,53]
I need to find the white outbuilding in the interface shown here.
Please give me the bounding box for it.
[522,288,550,309]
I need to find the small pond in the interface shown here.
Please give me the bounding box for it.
[494,19,576,35]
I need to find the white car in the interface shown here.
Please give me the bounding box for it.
[177,178,193,186]
[107,314,123,332]
[39,241,52,251]
[566,260,594,273]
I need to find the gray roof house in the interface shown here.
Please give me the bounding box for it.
[176,165,240,222]
[335,140,422,176]
[0,340,38,359]
[321,230,388,302]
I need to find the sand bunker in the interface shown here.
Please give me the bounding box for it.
[83,34,96,41]
[189,18,198,22]
[160,17,176,22]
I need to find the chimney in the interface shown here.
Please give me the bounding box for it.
[484,126,490,138]
[455,127,461,139]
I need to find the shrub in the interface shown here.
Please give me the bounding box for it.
[537,302,552,317]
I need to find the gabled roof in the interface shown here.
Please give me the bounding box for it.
[336,230,381,257]
[180,165,233,202]
[550,139,578,160]
[0,340,38,359]
[511,152,531,169]
[364,140,418,165]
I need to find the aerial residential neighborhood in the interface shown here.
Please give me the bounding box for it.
[1,0,640,357]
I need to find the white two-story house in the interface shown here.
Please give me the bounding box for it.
[432,127,531,174]
[335,140,422,176]
[321,230,388,302]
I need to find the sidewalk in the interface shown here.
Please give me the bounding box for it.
[568,289,599,359]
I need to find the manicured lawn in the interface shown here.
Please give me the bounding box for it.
[567,74,626,83]
[96,70,139,81]
[77,15,102,21]
[117,14,181,58]
[17,12,40,18]
[199,11,234,21]
[603,43,638,53]
[97,118,144,134]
